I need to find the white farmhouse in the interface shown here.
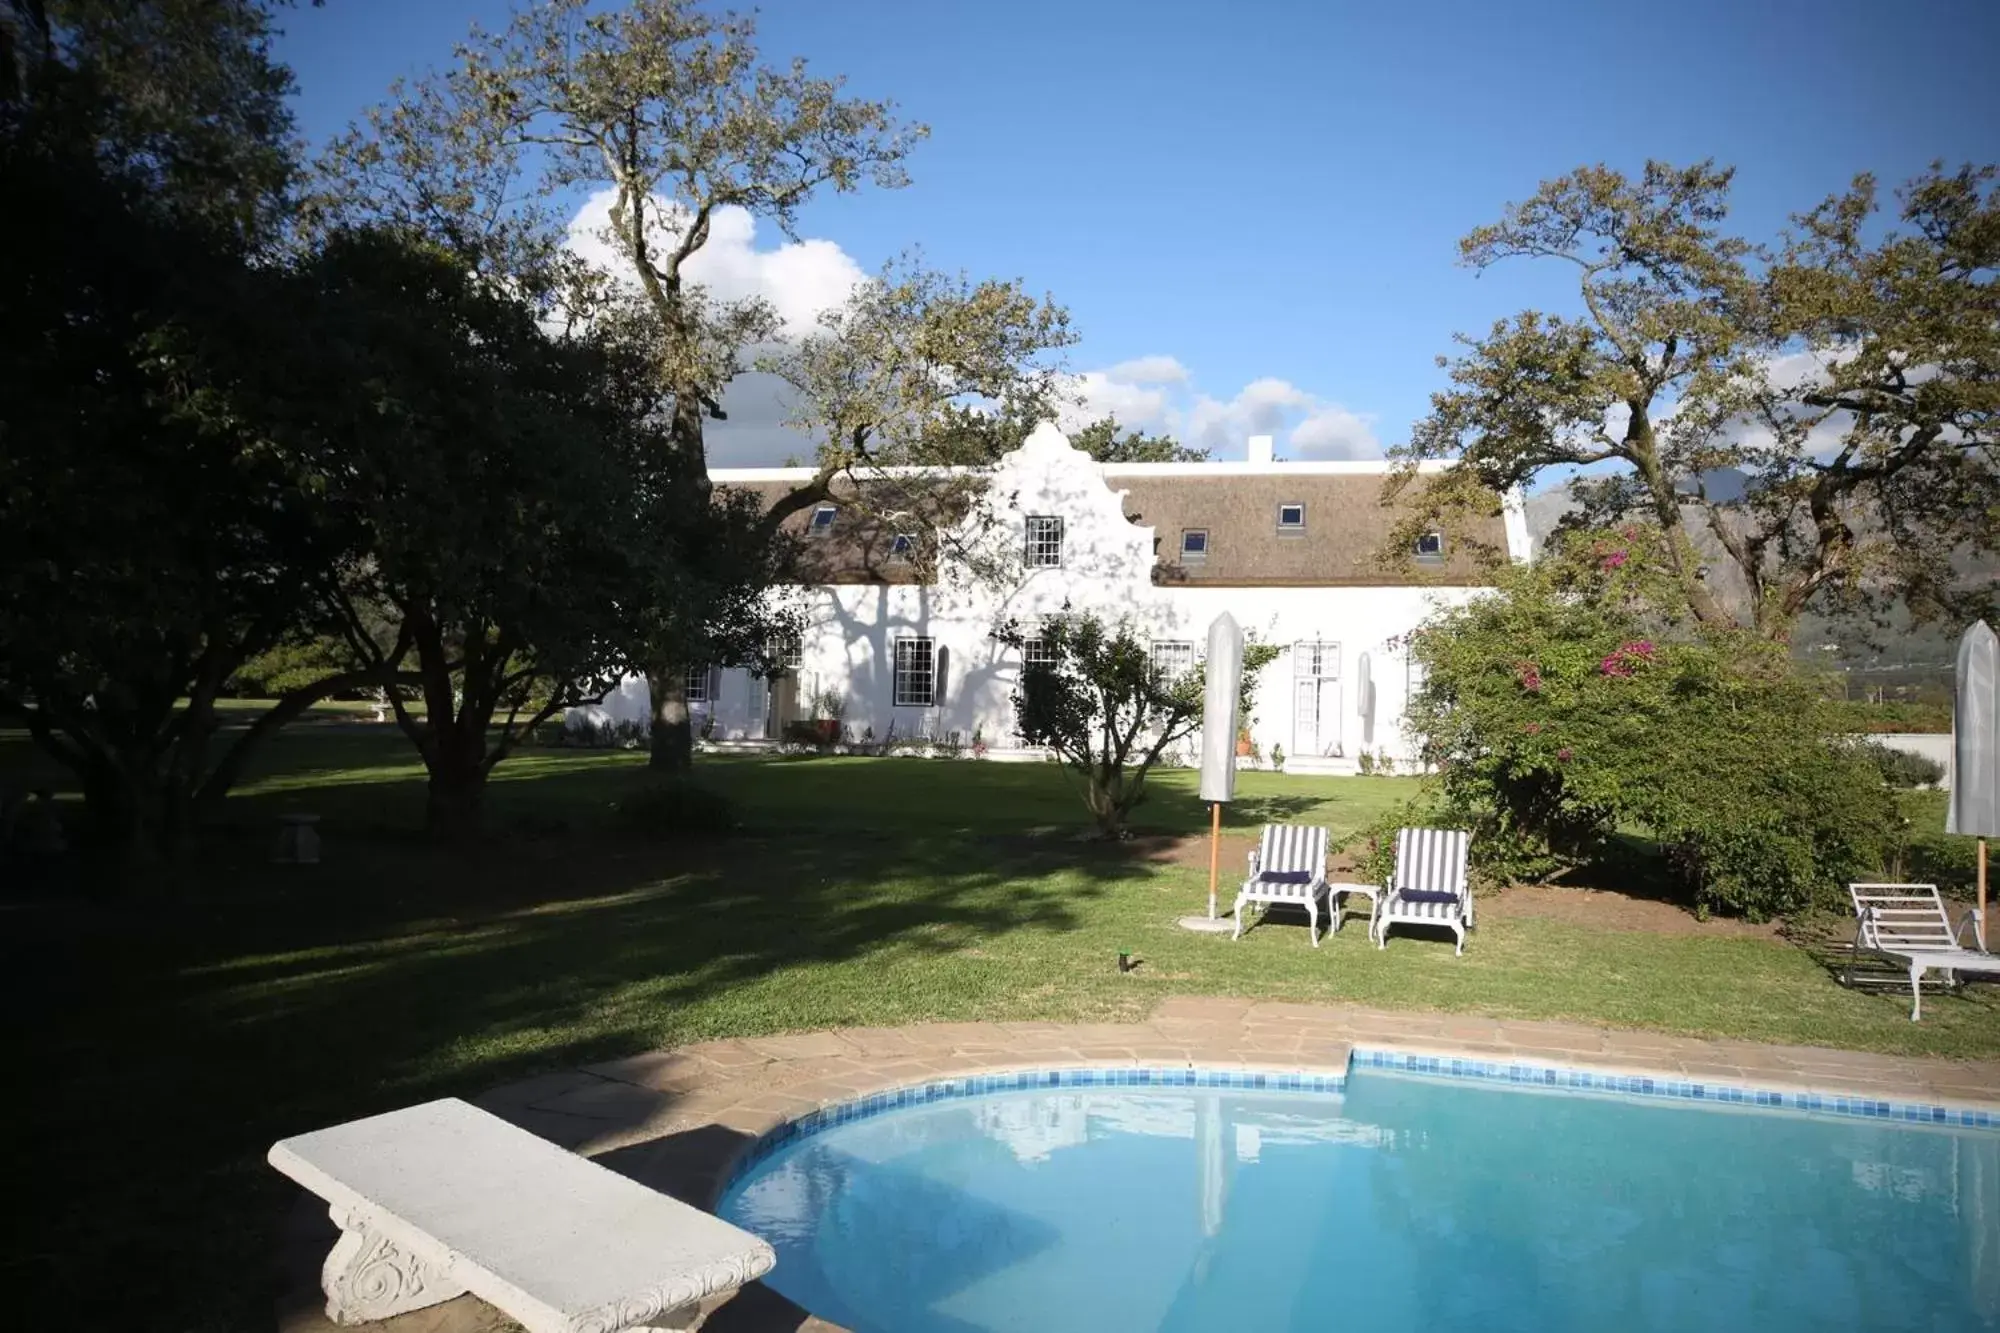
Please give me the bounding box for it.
[578,423,1531,772]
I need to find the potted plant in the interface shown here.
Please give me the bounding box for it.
[1235,722,1253,757]
[1270,743,1286,773]
[970,726,988,759]
[808,687,843,744]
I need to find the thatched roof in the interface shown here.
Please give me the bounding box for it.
[717,468,1510,588]
[1112,471,1508,586]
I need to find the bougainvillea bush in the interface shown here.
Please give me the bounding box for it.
[1402,529,1896,919]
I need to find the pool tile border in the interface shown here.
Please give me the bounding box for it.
[1352,1048,2000,1129]
[717,1045,1998,1196]
[726,1065,1352,1181]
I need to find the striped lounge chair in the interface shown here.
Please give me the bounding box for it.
[1373,827,1473,955]
[1232,824,1332,946]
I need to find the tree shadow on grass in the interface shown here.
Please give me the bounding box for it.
[1,757,1187,1332]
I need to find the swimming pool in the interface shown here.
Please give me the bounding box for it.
[719,1068,2000,1332]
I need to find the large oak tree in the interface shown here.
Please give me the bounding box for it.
[1396,160,1998,637]
[320,0,1076,768]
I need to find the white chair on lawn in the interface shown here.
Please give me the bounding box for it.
[1233,824,1332,946]
[1845,883,1998,1021]
[1373,827,1474,955]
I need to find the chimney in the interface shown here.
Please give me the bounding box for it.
[1247,435,1275,465]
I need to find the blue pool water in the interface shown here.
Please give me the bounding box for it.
[719,1070,2000,1332]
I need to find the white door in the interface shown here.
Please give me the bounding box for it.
[1293,642,1343,758]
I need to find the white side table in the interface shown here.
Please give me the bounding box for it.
[1327,882,1380,937]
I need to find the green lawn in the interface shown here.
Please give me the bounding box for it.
[3,728,1996,1330]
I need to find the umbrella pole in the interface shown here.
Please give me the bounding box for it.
[1207,802,1221,919]
[1981,839,1989,952]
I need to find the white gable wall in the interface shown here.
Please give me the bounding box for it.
[574,424,1520,768]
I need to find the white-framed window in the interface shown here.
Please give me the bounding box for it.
[888,533,916,562]
[807,503,837,536]
[769,634,803,670]
[684,666,714,704]
[1021,637,1057,669]
[1150,640,1196,683]
[1294,641,1341,680]
[1180,529,1209,562]
[1024,514,1064,568]
[893,636,936,707]
[1415,531,1446,561]
[1278,503,1306,532]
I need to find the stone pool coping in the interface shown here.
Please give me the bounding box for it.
[279,998,2000,1333]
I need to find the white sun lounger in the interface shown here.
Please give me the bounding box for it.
[1845,883,1998,1021]
[1232,824,1332,945]
[1373,827,1474,955]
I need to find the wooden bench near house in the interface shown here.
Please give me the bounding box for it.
[269,1098,775,1332]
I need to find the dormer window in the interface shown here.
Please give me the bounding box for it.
[1180,529,1209,562]
[888,533,916,562]
[1415,532,1446,562]
[807,503,837,536]
[1277,503,1306,532]
[1024,515,1064,568]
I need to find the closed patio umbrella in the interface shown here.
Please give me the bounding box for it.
[1197,613,1243,921]
[1948,620,1999,950]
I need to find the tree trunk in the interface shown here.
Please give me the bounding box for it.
[78,753,167,867]
[424,762,486,841]
[648,671,693,772]
[1088,768,1131,840]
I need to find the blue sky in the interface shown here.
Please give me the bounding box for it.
[275,0,2000,463]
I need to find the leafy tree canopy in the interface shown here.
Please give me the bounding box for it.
[1066,416,1208,464]
[0,0,372,858]
[1401,531,1898,919]
[1398,160,1998,638]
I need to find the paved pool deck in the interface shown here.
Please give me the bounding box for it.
[277,997,2000,1333]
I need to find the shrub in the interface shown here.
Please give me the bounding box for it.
[998,608,1281,837]
[1403,537,1898,920]
[615,778,738,838]
[1829,699,1953,734]
[1848,739,1946,789]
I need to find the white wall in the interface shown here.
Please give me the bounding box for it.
[1857,733,1954,787]
[571,424,1502,764]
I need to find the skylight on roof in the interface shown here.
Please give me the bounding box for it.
[1278,503,1305,531]
[1181,529,1208,560]
[807,503,837,535]
[889,533,915,560]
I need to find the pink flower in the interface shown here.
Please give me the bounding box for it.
[1622,639,1656,658]
[1600,550,1629,571]
[1618,524,1638,541]
[1557,747,1574,762]
[1524,721,1543,735]
[1516,661,1543,692]
[1600,654,1634,677]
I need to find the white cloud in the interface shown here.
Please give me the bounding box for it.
[1059,370,1176,433]
[564,188,867,337]
[1184,378,1380,458]
[1055,367,1382,458]
[1102,354,1190,386]
[561,191,1385,464]
[563,189,868,465]
[1289,405,1382,460]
